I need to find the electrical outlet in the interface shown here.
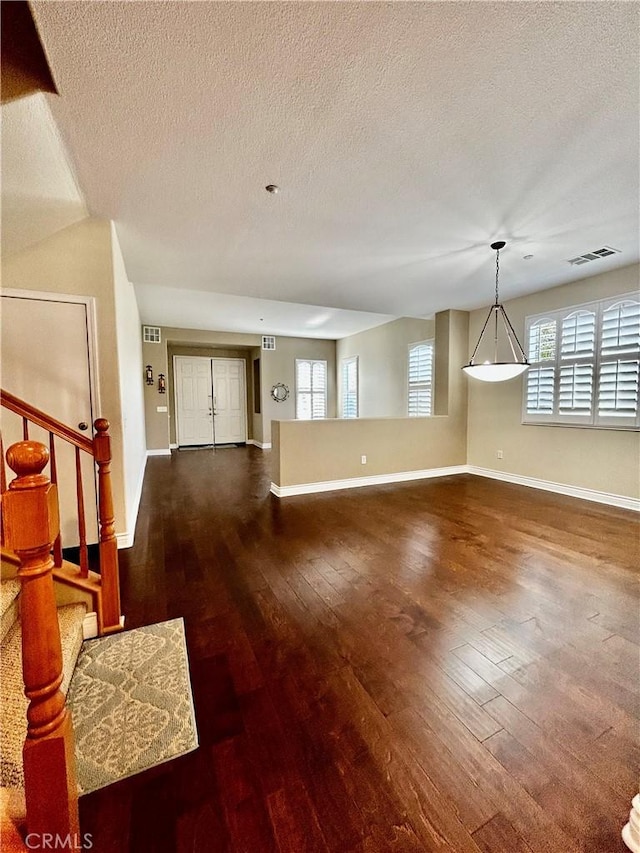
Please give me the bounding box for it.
[361,455,367,464]
[496,450,503,459]
[156,406,168,413]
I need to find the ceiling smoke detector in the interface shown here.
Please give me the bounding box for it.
[567,246,620,266]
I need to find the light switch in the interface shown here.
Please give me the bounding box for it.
[156,406,168,413]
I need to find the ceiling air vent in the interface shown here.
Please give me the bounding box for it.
[143,325,161,343]
[567,246,620,266]
[262,335,276,351]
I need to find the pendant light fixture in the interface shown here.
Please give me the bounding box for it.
[462,241,529,382]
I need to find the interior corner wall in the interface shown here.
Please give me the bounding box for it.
[111,222,147,540]
[466,263,640,499]
[336,317,435,418]
[167,344,254,445]
[260,336,337,445]
[1,217,131,540]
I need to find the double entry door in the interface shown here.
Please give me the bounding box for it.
[174,356,247,447]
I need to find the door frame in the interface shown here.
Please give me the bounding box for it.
[211,357,248,444]
[173,355,214,447]
[1,288,101,420]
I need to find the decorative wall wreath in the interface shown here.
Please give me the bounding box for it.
[270,382,290,402]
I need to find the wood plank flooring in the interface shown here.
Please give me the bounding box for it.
[79,447,639,852]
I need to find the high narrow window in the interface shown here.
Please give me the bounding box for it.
[523,294,639,429]
[341,357,358,418]
[408,341,434,416]
[295,359,327,419]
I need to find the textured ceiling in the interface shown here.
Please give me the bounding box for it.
[1,94,87,255]
[30,1,639,334]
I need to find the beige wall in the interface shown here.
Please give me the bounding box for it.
[143,326,261,449]
[336,316,435,417]
[261,336,337,445]
[466,263,640,499]
[273,311,468,487]
[111,223,147,535]
[1,218,135,540]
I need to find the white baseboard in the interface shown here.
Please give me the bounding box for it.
[468,466,640,512]
[270,463,639,511]
[82,612,98,639]
[147,448,172,456]
[270,465,468,498]
[116,531,133,549]
[115,453,148,551]
[169,443,178,450]
[248,439,272,450]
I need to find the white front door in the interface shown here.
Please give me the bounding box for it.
[175,357,214,446]
[1,292,98,545]
[212,359,246,444]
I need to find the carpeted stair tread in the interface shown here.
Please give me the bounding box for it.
[0,580,21,645]
[68,617,198,795]
[0,603,86,789]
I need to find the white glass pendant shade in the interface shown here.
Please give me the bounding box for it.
[462,362,528,382]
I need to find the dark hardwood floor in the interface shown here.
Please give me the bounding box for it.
[80,446,639,852]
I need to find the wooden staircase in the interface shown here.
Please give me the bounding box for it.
[0,390,123,848]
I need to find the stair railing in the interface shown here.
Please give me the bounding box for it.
[2,440,80,841]
[1,389,121,634]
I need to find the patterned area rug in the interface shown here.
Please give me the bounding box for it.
[68,618,198,795]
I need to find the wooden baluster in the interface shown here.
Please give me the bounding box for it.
[0,433,6,495]
[49,432,63,568]
[93,418,121,633]
[2,441,80,840]
[22,417,29,440]
[0,434,6,547]
[74,447,89,578]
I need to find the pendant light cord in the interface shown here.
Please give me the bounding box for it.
[495,247,500,305]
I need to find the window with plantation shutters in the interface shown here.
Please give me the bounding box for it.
[597,300,640,426]
[295,359,327,420]
[523,293,639,429]
[408,341,433,417]
[341,357,358,418]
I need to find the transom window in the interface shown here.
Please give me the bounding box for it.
[523,294,640,429]
[295,359,327,419]
[408,341,434,417]
[341,356,358,418]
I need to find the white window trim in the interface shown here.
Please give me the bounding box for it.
[523,292,640,430]
[341,356,359,419]
[407,339,434,417]
[295,358,328,420]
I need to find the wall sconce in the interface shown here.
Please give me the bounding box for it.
[145,365,154,385]
[158,373,166,394]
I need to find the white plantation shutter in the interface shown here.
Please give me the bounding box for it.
[523,294,639,429]
[341,357,358,418]
[528,319,556,362]
[526,367,555,414]
[558,310,596,419]
[408,341,433,416]
[597,300,640,427]
[295,359,327,419]
[526,319,556,415]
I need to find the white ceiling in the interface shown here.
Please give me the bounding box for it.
[27,1,640,336]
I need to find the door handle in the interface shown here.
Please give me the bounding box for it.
[78,421,89,431]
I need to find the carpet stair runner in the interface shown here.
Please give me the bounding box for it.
[1,576,198,815]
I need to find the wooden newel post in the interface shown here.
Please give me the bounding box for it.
[93,419,122,633]
[2,441,80,840]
